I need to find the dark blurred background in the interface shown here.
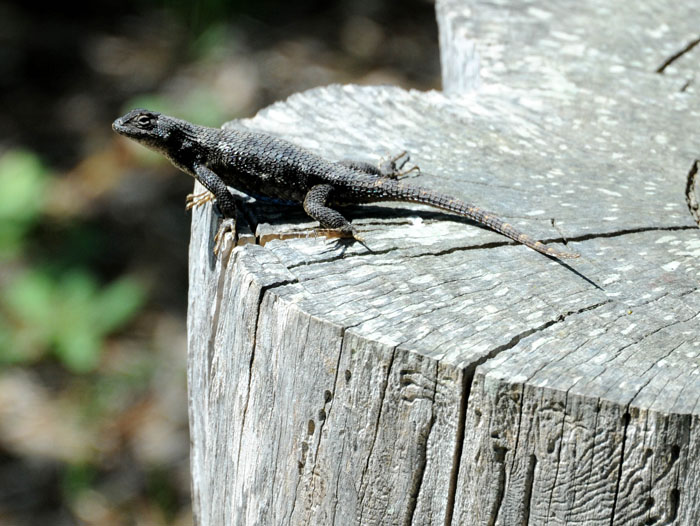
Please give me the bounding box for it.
[0,1,439,524]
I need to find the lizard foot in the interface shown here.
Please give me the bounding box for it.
[214,218,237,256]
[314,228,365,243]
[314,228,346,239]
[380,151,421,179]
[186,190,215,210]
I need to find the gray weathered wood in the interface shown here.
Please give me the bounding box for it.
[188,1,700,524]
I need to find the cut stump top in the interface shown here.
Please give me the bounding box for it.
[187,1,700,523]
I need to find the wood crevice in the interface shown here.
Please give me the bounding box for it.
[684,159,699,225]
[358,345,397,521]
[444,370,470,526]
[464,300,612,377]
[277,224,697,274]
[521,454,538,526]
[404,361,439,526]
[545,389,570,523]
[233,282,268,485]
[206,252,232,380]
[307,327,345,514]
[550,224,697,245]
[609,410,632,525]
[656,36,700,73]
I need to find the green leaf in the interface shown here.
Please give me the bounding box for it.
[0,271,56,363]
[0,149,49,256]
[3,270,56,327]
[1,269,147,372]
[0,319,17,365]
[93,277,146,334]
[0,149,48,220]
[62,463,97,499]
[55,324,102,373]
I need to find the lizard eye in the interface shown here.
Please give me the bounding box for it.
[136,115,154,127]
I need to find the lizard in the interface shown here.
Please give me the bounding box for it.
[112,108,580,259]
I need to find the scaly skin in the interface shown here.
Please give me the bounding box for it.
[112,109,580,259]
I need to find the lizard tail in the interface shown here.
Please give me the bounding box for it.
[393,184,580,259]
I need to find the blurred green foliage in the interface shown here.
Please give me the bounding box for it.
[125,87,226,130]
[158,0,286,36]
[62,463,98,501]
[0,149,147,372]
[147,467,181,522]
[1,270,146,372]
[0,149,49,258]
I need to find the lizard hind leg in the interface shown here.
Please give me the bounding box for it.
[303,184,362,240]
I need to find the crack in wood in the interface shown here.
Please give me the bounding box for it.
[561,225,696,244]
[506,383,528,523]
[285,318,317,524]
[404,361,439,526]
[678,286,699,298]
[330,432,348,526]
[444,370,470,526]
[684,160,699,225]
[634,340,687,381]
[445,300,620,526]
[656,36,700,73]
[488,444,509,526]
[610,312,697,368]
[464,300,612,376]
[233,282,268,486]
[206,253,232,380]
[357,345,396,522]
[265,224,697,276]
[522,454,538,526]
[253,220,697,262]
[581,397,602,522]
[609,410,632,526]
[545,389,570,523]
[668,488,680,523]
[299,326,345,521]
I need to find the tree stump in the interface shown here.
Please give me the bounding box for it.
[188,1,700,524]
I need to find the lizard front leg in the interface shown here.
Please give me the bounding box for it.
[194,164,238,217]
[194,164,240,253]
[303,184,362,240]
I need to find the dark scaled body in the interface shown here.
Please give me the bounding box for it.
[112,109,579,259]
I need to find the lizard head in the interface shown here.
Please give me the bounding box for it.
[112,109,168,151]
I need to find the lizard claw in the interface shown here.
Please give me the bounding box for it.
[213,218,236,256]
[379,151,421,179]
[390,150,410,169]
[186,190,215,211]
[314,227,364,242]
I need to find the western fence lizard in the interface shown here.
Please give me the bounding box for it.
[112,109,579,259]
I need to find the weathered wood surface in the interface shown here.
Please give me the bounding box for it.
[188,1,700,524]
